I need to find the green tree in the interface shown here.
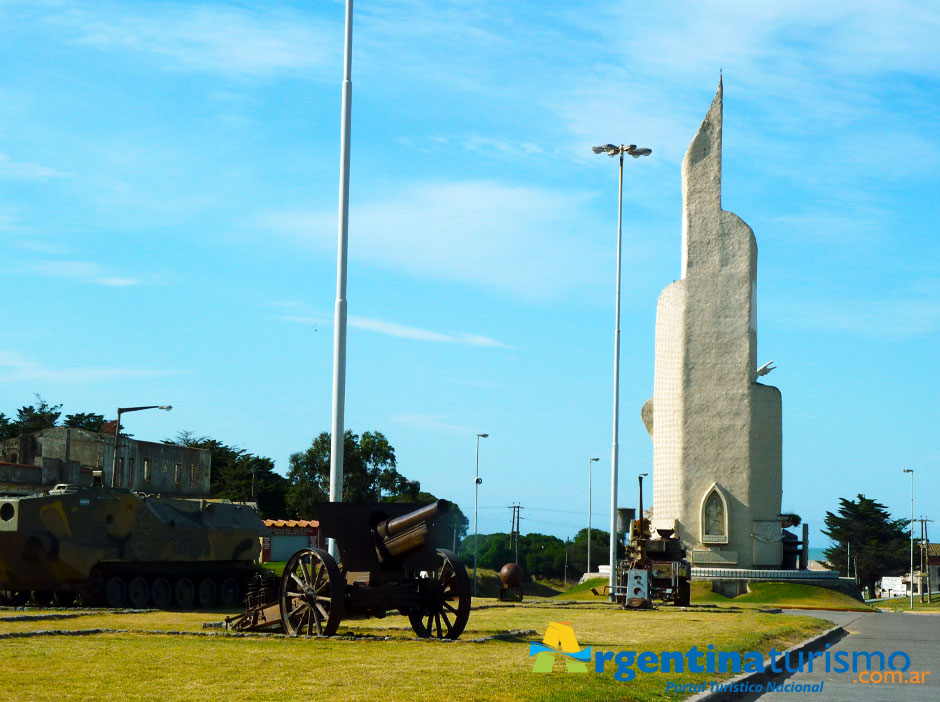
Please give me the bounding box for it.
[168,432,288,519]
[521,533,566,580]
[478,533,514,571]
[566,528,614,575]
[14,395,62,434]
[63,412,106,432]
[0,413,14,441]
[287,430,400,518]
[823,494,910,596]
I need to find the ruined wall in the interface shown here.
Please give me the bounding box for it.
[0,427,210,498]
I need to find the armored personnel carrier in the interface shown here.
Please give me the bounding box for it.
[0,427,267,608]
[0,484,265,607]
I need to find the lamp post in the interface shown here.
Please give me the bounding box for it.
[328,0,354,560]
[587,457,599,575]
[111,405,172,488]
[592,143,651,600]
[638,473,648,537]
[473,432,488,596]
[904,468,914,609]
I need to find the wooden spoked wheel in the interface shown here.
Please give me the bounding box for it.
[409,549,471,640]
[280,548,344,636]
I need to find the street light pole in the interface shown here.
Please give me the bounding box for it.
[592,143,651,600]
[904,468,914,609]
[638,472,648,538]
[328,0,354,560]
[111,405,172,488]
[473,432,488,596]
[588,457,599,575]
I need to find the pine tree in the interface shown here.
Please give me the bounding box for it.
[823,494,909,597]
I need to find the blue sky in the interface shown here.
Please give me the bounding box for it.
[1,1,937,550]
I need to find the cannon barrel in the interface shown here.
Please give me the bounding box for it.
[374,499,449,559]
[375,499,449,540]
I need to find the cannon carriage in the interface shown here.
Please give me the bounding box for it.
[228,499,471,639]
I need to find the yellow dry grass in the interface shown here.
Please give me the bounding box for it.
[0,601,829,702]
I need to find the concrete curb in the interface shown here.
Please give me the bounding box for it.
[685,624,847,702]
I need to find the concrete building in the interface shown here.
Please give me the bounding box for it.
[643,78,786,569]
[0,426,210,497]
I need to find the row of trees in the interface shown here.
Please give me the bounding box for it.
[460,528,624,582]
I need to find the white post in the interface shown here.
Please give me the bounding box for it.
[328,0,354,560]
[473,432,487,595]
[111,407,123,488]
[588,457,598,575]
[609,149,624,601]
[905,469,914,609]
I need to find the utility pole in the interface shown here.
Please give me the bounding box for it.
[903,468,914,609]
[915,517,934,603]
[564,538,569,587]
[924,519,933,604]
[508,503,521,565]
[927,519,933,604]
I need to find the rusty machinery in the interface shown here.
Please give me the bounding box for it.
[616,483,691,608]
[498,562,523,602]
[226,499,471,638]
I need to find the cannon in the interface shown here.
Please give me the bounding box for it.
[228,500,471,639]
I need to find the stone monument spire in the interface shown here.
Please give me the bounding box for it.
[642,78,783,569]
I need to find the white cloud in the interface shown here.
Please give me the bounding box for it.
[349,316,507,348]
[94,276,141,287]
[278,313,508,348]
[459,135,546,158]
[278,314,319,327]
[767,290,940,338]
[542,1,940,181]
[25,259,142,287]
[52,3,336,78]
[0,210,18,231]
[0,351,180,384]
[259,180,607,300]
[0,152,66,180]
[12,240,72,255]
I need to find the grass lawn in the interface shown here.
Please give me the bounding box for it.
[871,595,940,611]
[0,599,828,702]
[688,581,873,612]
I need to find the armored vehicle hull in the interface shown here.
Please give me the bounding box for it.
[0,484,266,608]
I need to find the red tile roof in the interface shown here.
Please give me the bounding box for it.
[264,519,319,529]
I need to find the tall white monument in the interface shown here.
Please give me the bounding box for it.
[641,78,784,569]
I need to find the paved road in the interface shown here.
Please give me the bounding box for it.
[753,610,940,701]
